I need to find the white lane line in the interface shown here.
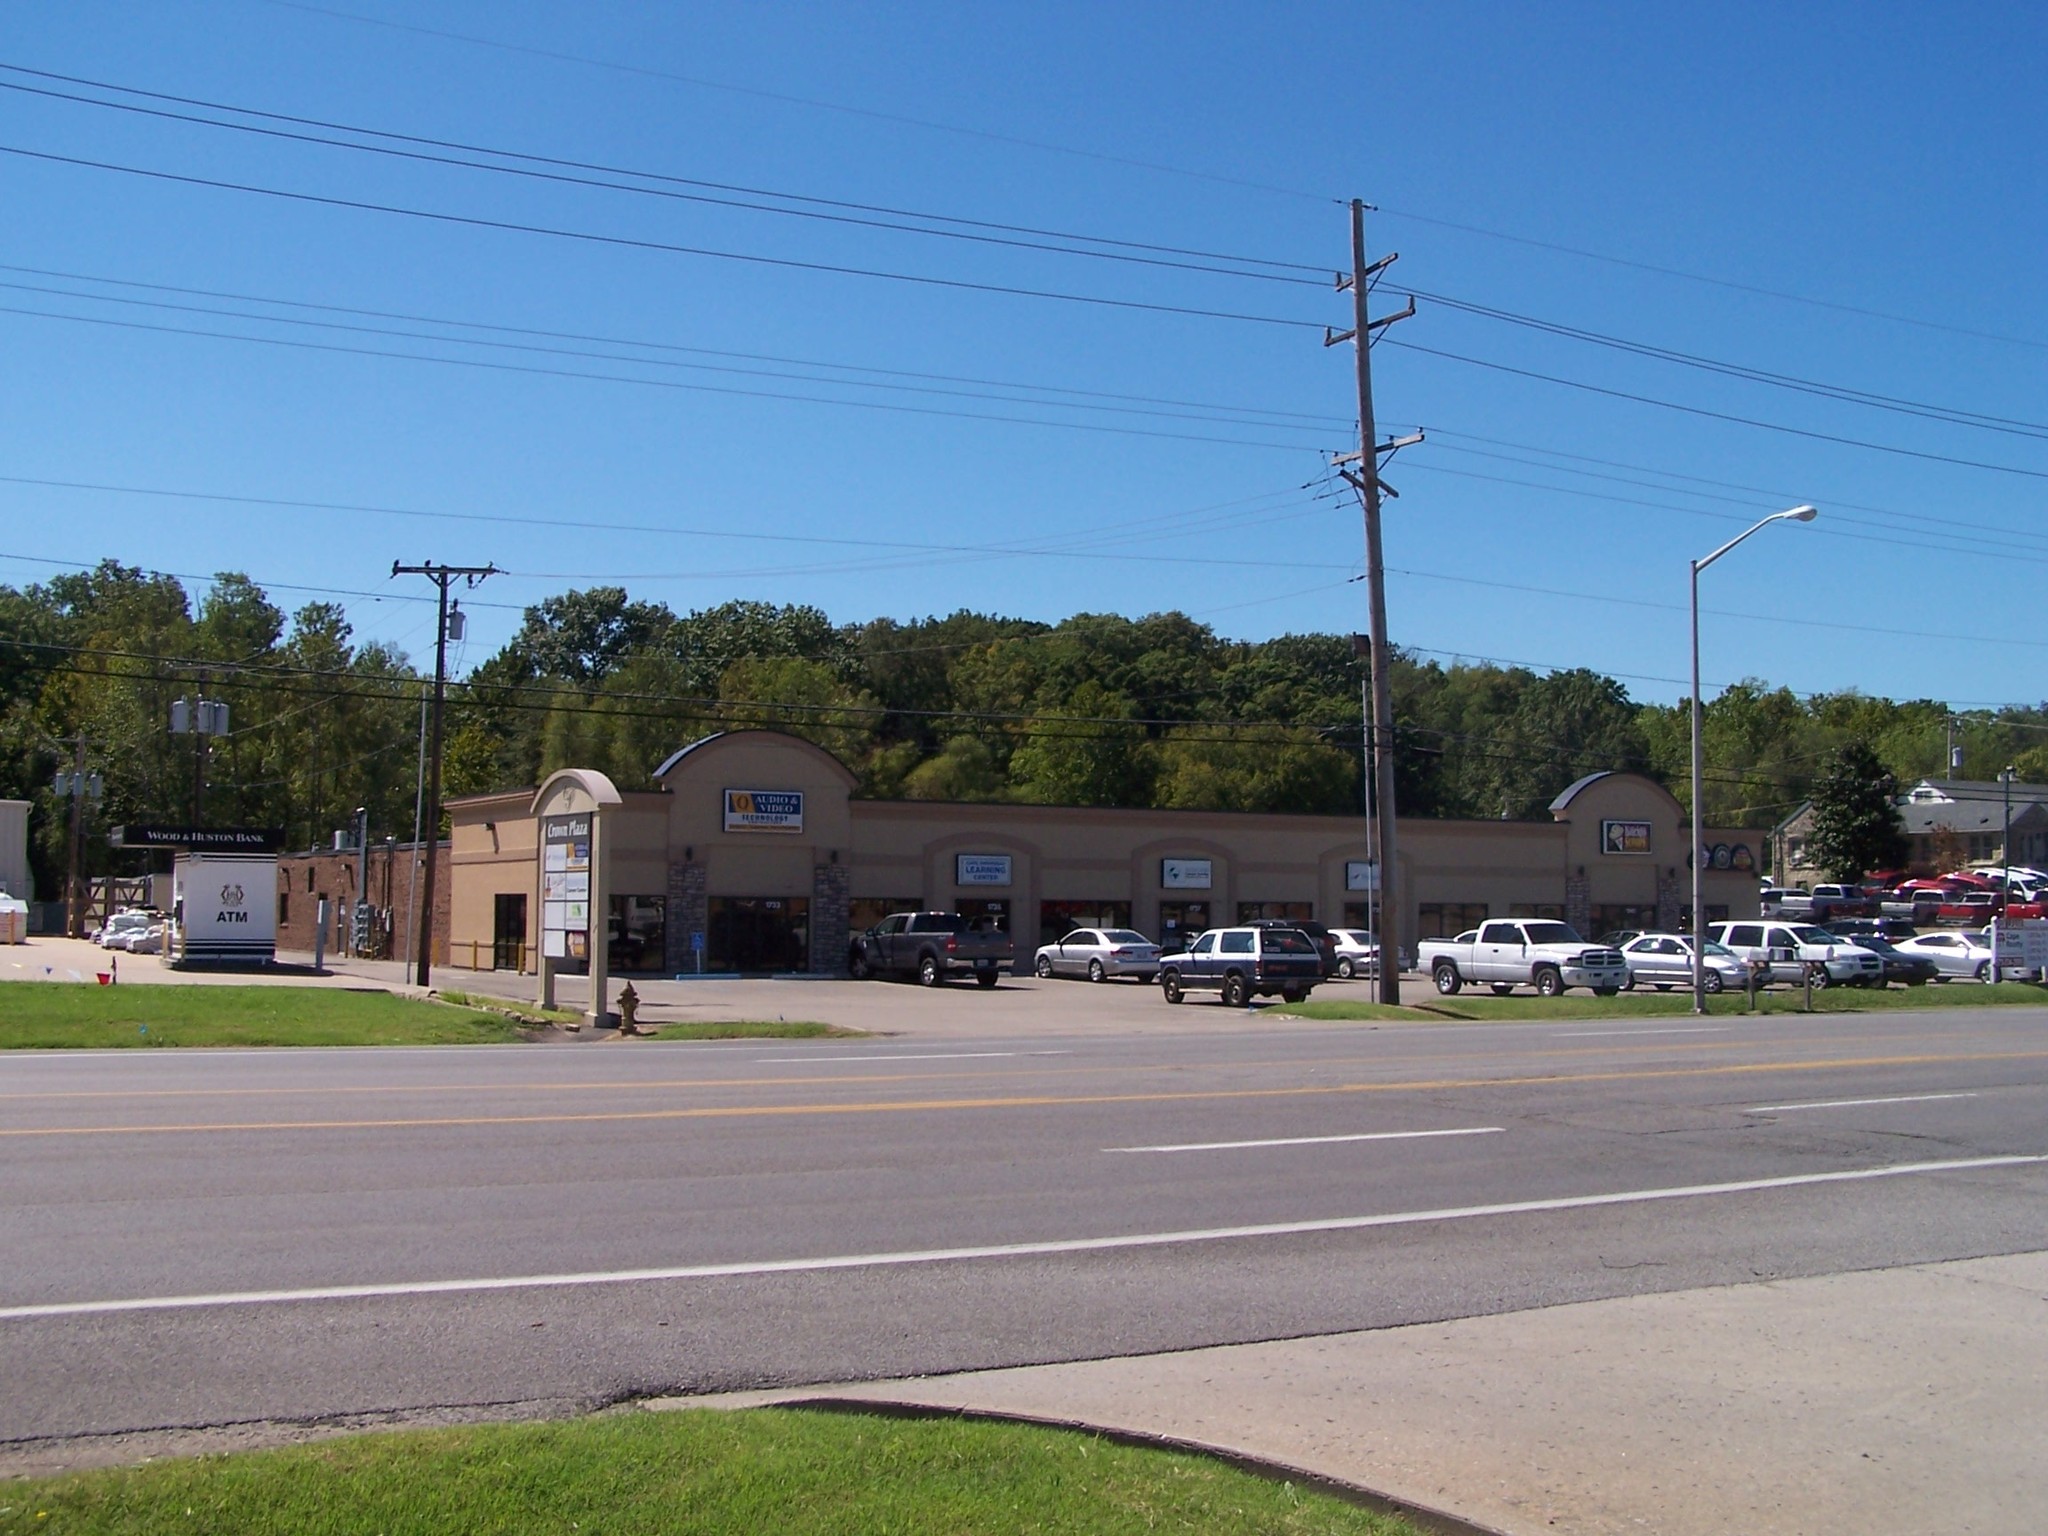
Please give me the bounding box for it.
[1746,1092,1981,1114]
[1554,1027,1728,1038]
[750,1051,1070,1064]
[1109,1127,1505,1153]
[6,1153,2041,1322]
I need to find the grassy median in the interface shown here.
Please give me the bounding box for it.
[1280,979,2048,1022]
[0,1407,1420,1535]
[0,984,527,1048]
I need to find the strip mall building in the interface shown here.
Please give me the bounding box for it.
[443,729,1762,977]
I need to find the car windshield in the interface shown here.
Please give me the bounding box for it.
[1703,942,1737,958]
[1102,930,1150,945]
[1261,930,1315,954]
[1522,922,1583,945]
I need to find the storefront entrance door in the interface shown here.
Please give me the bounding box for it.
[1157,901,1211,953]
[708,897,810,973]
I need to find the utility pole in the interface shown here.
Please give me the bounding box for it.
[392,560,496,987]
[53,740,102,938]
[1327,198,1419,1004]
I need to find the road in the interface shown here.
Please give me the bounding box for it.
[4,1004,2046,1455]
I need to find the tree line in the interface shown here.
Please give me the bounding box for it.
[4,563,2045,899]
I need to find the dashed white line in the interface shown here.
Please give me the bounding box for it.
[1746,1092,1981,1114]
[6,1153,2041,1322]
[1109,1127,1505,1153]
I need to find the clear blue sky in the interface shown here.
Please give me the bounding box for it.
[3,0,2043,710]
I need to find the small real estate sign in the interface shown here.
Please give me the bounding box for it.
[540,813,591,962]
[1601,820,1653,855]
[1161,858,1212,890]
[723,789,804,833]
[955,853,1012,886]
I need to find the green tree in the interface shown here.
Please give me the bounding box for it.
[1807,740,1907,882]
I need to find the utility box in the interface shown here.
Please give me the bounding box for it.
[171,853,278,966]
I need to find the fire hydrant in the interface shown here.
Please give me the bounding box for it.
[616,982,644,1036]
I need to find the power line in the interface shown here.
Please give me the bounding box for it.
[0,144,1330,331]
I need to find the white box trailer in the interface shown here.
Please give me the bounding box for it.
[172,852,277,966]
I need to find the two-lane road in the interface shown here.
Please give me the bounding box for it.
[5,1007,2047,1449]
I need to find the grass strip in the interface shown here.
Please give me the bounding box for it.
[0,984,528,1048]
[1281,980,2048,1022]
[0,1406,1421,1535]
[436,987,583,1026]
[649,1019,861,1040]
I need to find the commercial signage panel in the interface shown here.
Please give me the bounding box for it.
[540,814,591,964]
[955,853,1012,887]
[1601,820,1653,855]
[1345,860,1380,892]
[724,789,804,833]
[1161,858,1212,890]
[113,825,283,852]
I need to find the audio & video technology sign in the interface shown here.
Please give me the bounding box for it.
[723,789,804,833]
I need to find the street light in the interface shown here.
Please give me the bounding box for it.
[1692,505,1818,1012]
[1999,765,2016,966]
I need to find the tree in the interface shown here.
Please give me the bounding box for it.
[1806,740,1907,882]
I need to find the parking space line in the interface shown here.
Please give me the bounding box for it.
[1746,1092,1980,1114]
[1108,1127,1504,1153]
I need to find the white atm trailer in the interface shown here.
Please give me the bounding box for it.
[172,852,278,966]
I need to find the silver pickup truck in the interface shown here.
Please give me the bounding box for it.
[1419,919,1628,997]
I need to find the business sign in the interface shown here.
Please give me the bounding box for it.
[540,814,591,962]
[1601,820,1653,855]
[955,853,1013,887]
[113,825,283,852]
[1345,860,1380,892]
[171,852,277,964]
[723,789,804,833]
[1161,858,1212,890]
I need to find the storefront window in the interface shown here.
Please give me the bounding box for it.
[849,897,920,934]
[1236,901,1312,923]
[1416,902,1488,938]
[1156,901,1209,952]
[1039,900,1131,948]
[1341,902,1376,929]
[607,895,665,973]
[707,896,809,973]
[958,897,1012,935]
[1589,904,1658,937]
[1511,903,1566,922]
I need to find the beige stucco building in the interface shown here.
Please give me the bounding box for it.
[444,731,1761,977]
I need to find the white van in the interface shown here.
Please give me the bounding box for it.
[1708,920,1884,989]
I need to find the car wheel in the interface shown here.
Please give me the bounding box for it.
[1974,959,1991,982]
[1433,962,1463,995]
[975,970,999,989]
[1161,969,1184,1004]
[1087,958,1106,984]
[1703,971,1724,994]
[1034,954,1054,979]
[1490,983,1515,996]
[1806,963,1831,990]
[918,954,943,987]
[1221,972,1250,1008]
[1534,966,1564,997]
[848,950,872,980]
[1281,987,1308,1004]
[1336,957,1354,979]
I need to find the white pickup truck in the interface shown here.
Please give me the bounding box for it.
[1419,919,1628,997]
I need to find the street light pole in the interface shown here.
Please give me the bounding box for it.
[1692,505,1818,1013]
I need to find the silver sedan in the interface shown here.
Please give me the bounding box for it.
[1033,929,1162,983]
[1620,932,1748,993]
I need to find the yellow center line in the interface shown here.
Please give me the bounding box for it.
[7,1049,2047,1137]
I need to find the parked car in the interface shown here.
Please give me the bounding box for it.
[1594,929,1645,950]
[1821,917,1921,944]
[1757,888,1810,918]
[1618,932,1747,993]
[1032,928,1161,983]
[1934,891,2001,926]
[1707,921,1885,988]
[1891,930,2032,982]
[847,911,1014,987]
[1840,935,1938,987]
[1158,926,1322,1007]
[1806,884,1878,921]
[1418,920,1628,997]
[1245,918,1341,977]
[1328,927,1379,979]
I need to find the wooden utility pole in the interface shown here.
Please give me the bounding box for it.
[392,560,497,987]
[1326,198,1419,1004]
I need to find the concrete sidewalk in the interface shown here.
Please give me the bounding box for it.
[680,1251,2048,1536]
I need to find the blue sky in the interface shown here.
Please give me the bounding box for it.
[2,0,2043,710]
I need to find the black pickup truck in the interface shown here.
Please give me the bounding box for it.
[847,911,1014,987]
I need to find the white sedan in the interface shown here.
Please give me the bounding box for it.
[1033,929,1161,983]
[1329,928,1379,978]
[1619,932,1749,993]
[1891,931,2031,982]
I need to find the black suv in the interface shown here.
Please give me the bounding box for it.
[1245,918,1341,977]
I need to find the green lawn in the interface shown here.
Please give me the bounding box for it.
[0,1407,1420,1536]
[1280,979,2048,1022]
[0,984,528,1048]
[650,1019,862,1040]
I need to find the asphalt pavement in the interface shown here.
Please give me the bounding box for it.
[2,975,2046,1533]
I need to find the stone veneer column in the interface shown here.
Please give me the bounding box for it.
[1656,867,1684,933]
[1565,872,1591,938]
[665,860,707,974]
[811,860,851,976]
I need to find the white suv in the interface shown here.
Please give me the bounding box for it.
[1708,921,1883,989]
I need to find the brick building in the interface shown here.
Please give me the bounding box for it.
[275,838,449,965]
